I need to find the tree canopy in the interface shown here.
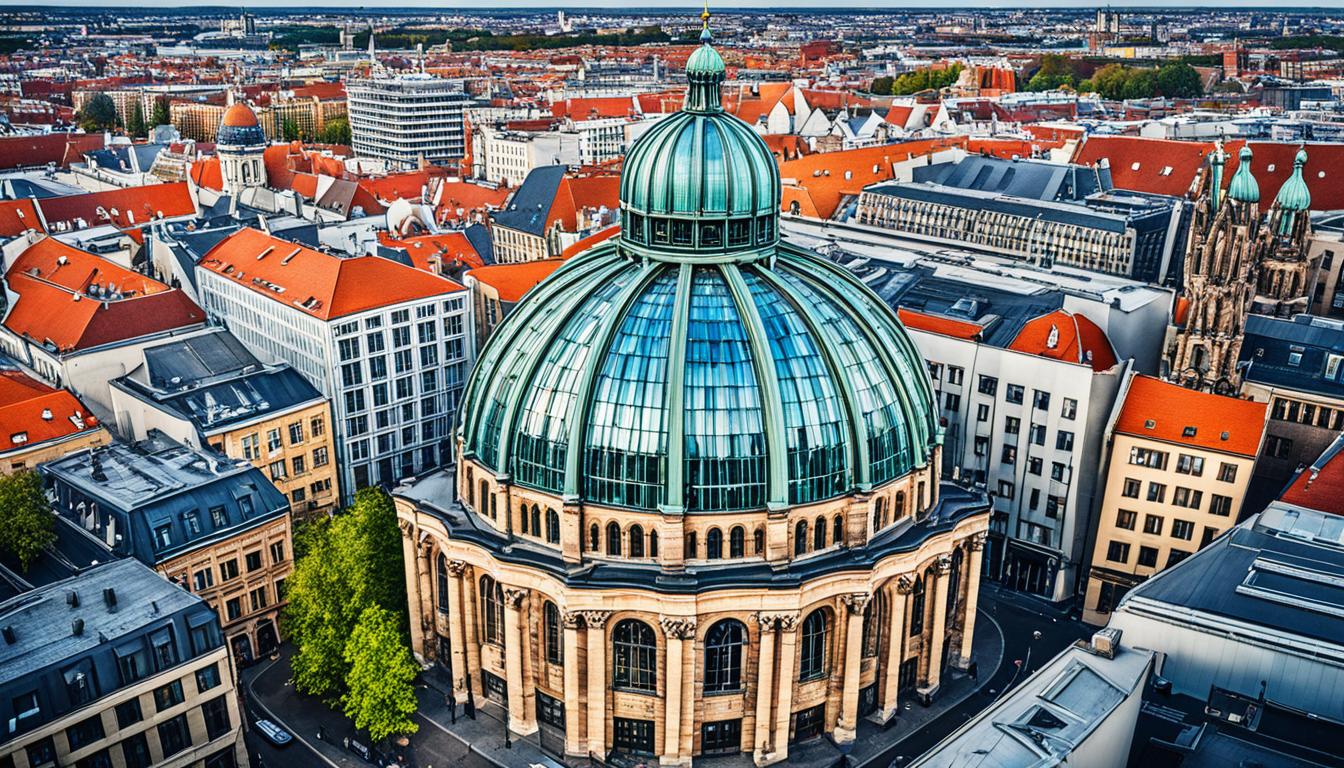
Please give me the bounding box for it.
[317,117,351,146]
[78,93,119,132]
[342,606,421,742]
[874,63,964,96]
[0,471,56,572]
[1079,61,1203,100]
[1025,54,1077,92]
[126,101,146,139]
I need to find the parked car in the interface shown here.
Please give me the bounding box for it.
[254,719,292,747]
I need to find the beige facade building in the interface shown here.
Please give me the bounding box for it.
[0,369,111,475]
[1083,374,1266,625]
[206,403,338,521]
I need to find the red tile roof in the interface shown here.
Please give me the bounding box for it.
[897,308,983,340]
[290,82,346,101]
[0,369,102,453]
[199,227,463,321]
[1008,309,1117,372]
[38,182,196,230]
[779,138,967,219]
[548,174,621,231]
[189,156,223,190]
[1279,435,1344,514]
[559,224,619,259]
[467,259,564,303]
[0,199,41,237]
[1237,141,1344,212]
[0,133,103,171]
[550,97,637,120]
[4,238,204,353]
[378,231,484,272]
[1114,374,1267,458]
[1073,135,1214,198]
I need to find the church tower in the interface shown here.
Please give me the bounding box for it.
[1255,146,1314,318]
[216,100,266,197]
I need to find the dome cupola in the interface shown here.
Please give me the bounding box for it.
[617,9,780,264]
[1274,145,1311,213]
[217,101,265,149]
[1228,145,1260,204]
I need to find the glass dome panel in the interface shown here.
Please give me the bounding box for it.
[742,268,850,504]
[512,266,642,492]
[583,269,679,509]
[683,268,767,511]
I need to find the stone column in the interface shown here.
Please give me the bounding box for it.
[583,610,612,757]
[562,611,584,757]
[959,535,986,667]
[501,587,536,735]
[416,542,434,652]
[770,613,800,763]
[461,569,483,699]
[752,615,778,765]
[923,556,953,694]
[880,576,914,723]
[445,560,470,697]
[397,519,426,660]
[659,617,696,767]
[834,593,871,745]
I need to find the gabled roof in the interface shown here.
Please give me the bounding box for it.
[199,227,463,321]
[378,231,484,272]
[467,259,565,303]
[1074,135,1215,198]
[0,369,103,455]
[0,133,103,171]
[549,96,637,120]
[38,182,196,230]
[1008,309,1117,371]
[0,199,41,237]
[1280,433,1344,515]
[1114,374,1266,458]
[898,307,983,340]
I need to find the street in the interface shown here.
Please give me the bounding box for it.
[864,583,1093,767]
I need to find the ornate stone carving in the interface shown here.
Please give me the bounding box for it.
[756,611,799,631]
[578,610,612,629]
[934,554,953,576]
[562,611,584,630]
[773,612,800,632]
[445,559,469,577]
[842,592,872,614]
[968,532,987,552]
[396,518,414,537]
[659,616,697,640]
[895,574,917,595]
[501,586,528,608]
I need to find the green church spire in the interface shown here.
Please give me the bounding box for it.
[1228,145,1260,204]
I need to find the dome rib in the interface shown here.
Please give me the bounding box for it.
[662,262,695,512]
[561,261,665,500]
[722,263,790,508]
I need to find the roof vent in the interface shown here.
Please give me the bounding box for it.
[1183,426,1197,438]
[103,587,117,610]
[1221,431,1230,441]
[67,590,79,607]
[1,626,14,644]
[41,409,52,421]
[72,618,84,636]
[1091,627,1121,659]
[1144,419,1156,429]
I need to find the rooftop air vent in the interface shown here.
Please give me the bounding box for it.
[1183,426,1197,437]
[72,618,84,636]
[67,590,79,608]
[103,587,117,610]
[1,626,14,644]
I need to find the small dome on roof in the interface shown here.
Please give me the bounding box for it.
[222,102,259,128]
[1274,146,1311,213]
[217,102,265,149]
[1229,145,1259,204]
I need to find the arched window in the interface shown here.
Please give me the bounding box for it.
[862,595,880,658]
[589,523,600,552]
[909,575,927,637]
[650,530,659,558]
[544,602,563,666]
[795,520,808,555]
[480,575,504,645]
[490,494,497,520]
[612,619,656,692]
[629,525,645,558]
[531,506,541,538]
[520,505,529,534]
[872,503,881,532]
[799,609,829,680]
[832,516,843,546]
[895,491,905,520]
[947,549,964,618]
[729,526,745,558]
[479,481,489,515]
[685,532,697,559]
[754,527,765,556]
[813,517,826,550]
[546,508,560,544]
[706,528,723,559]
[466,468,475,508]
[436,554,450,613]
[606,522,622,556]
[704,620,746,693]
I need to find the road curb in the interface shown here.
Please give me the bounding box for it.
[244,658,343,768]
[415,708,511,768]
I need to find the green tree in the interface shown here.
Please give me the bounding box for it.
[150,97,170,129]
[343,488,407,620]
[889,63,962,95]
[1028,53,1076,91]
[318,117,351,145]
[1121,68,1158,100]
[78,93,118,132]
[282,118,301,142]
[869,75,893,95]
[342,606,420,742]
[0,471,55,572]
[1156,61,1203,98]
[125,100,146,139]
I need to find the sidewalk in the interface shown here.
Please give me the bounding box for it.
[250,606,1003,768]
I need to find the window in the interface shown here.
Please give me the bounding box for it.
[1050,462,1068,482]
[1055,431,1074,451]
[1000,445,1017,465]
[154,679,184,712]
[196,663,221,693]
[1209,494,1233,517]
[225,598,241,621]
[1115,510,1136,530]
[1173,487,1203,510]
[832,516,843,547]
[116,697,143,728]
[157,713,192,758]
[61,662,95,708]
[545,602,563,666]
[1172,519,1195,540]
[704,620,745,693]
[537,691,565,730]
[976,404,990,423]
[729,526,746,558]
[153,524,173,552]
[1218,462,1237,483]
[1130,447,1169,469]
[701,719,742,756]
[1266,435,1293,459]
[313,447,329,467]
[1121,478,1141,498]
[150,627,177,669]
[606,522,621,556]
[1137,546,1159,568]
[270,541,285,565]
[202,696,231,741]
[267,428,282,452]
[183,509,201,536]
[291,455,306,475]
[66,715,105,751]
[1175,454,1205,476]
[947,366,964,385]
[629,525,644,558]
[192,568,213,592]
[1146,483,1166,503]
[546,508,560,544]
[612,620,657,692]
[1033,390,1051,410]
[116,643,149,685]
[794,521,807,555]
[998,480,1015,500]
[706,528,722,559]
[480,576,504,645]
[813,518,826,550]
[1061,398,1077,420]
[311,416,325,437]
[944,392,960,412]
[241,434,259,460]
[613,717,655,755]
[1045,495,1065,519]
[268,460,287,481]
[1006,384,1024,404]
[1143,514,1164,535]
[209,506,227,527]
[1106,541,1130,563]
[799,609,829,681]
[978,375,998,395]
[249,586,268,612]
[26,738,55,768]
[1027,457,1042,476]
[1004,416,1020,434]
[1030,424,1046,446]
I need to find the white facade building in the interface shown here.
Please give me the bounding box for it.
[477,126,580,187]
[348,74,470,169]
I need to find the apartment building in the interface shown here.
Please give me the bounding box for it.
[489,166,619,263]
[42,434,293,665]
[0,368,111,474]
[0,559,245,768]
[110,328,340,520]
[195,227,471,498]
[1083,374,1266,625]
[347,74,469,169]
[476,125,580,187]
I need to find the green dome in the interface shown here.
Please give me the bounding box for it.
[1229,145,1260,204]
[1274,146,1311,212]
[617,15,780,262]
[457,241,939,513]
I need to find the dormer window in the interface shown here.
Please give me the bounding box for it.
[1182,426,1197,438]
[10,432,27,445]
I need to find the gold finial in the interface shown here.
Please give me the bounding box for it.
[699,1,713,43]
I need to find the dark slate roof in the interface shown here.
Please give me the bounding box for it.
[113,329,323,434]
[910,155,1108,202]
[397,473,988,593]
[1120,505,1344,647]
[816,253,1063,349]
[1241,314,1344,399]
[272,222,320,248]
[6,178,65,199]
[464,222,495,266]
[491,164,566,237]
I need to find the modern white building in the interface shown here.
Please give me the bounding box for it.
[194,227,473,500]
[348,74,470,169]
[476,126,581,187]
